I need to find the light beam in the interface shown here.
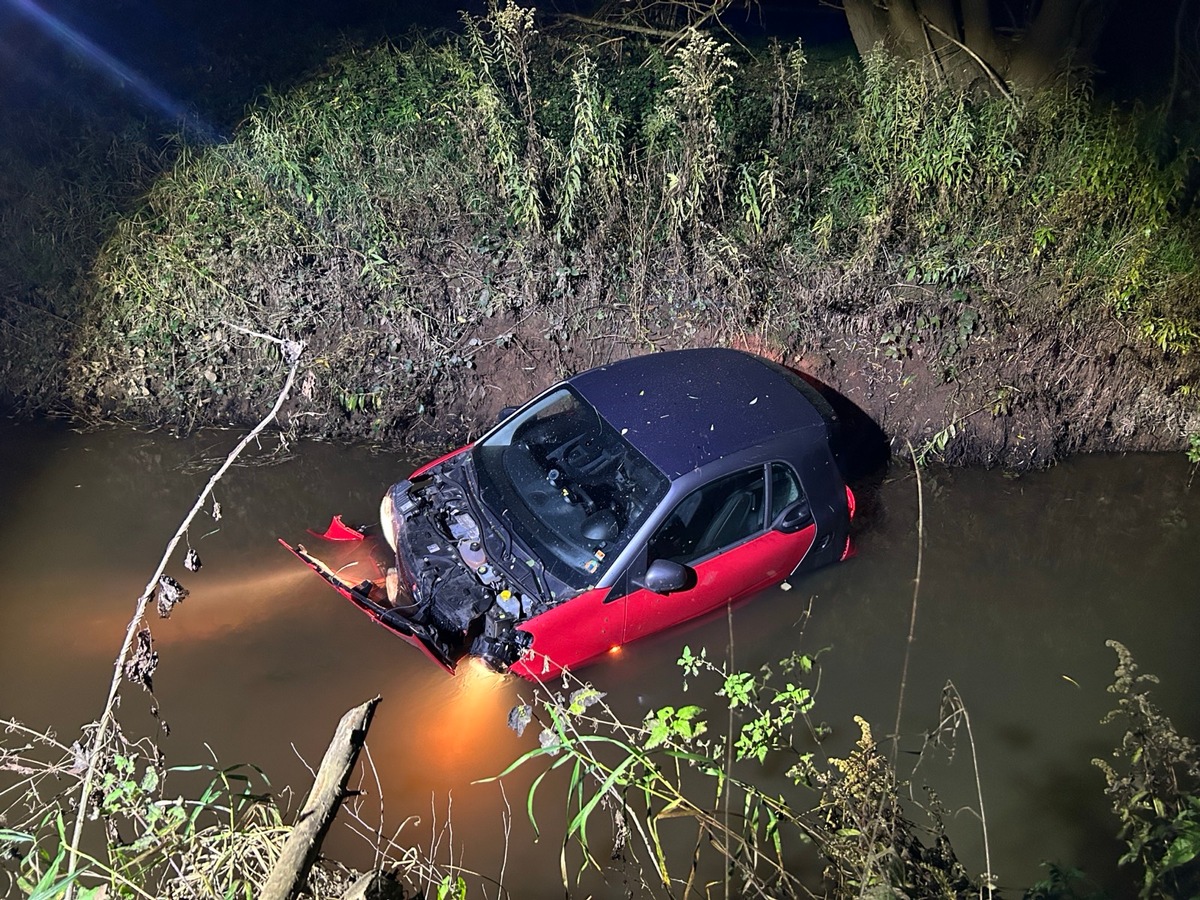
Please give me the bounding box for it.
[4,0,220,141]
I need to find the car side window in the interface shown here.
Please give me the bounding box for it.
[769,462,808,523]
[648,467,767,565]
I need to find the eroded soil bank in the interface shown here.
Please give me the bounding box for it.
[264,267,1200,470]
[15,250,1199,470]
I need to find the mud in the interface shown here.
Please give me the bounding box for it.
[390,285,1200,471]
[14,230,1199,468]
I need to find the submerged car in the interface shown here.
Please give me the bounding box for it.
[283,348,855,679]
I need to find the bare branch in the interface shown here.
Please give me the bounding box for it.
[923,16,1016,103]
[64,331,308,897]
[556,12,676,39]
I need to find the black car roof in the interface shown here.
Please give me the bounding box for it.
[568,348,830,479]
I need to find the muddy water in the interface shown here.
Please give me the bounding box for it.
[2,419,1198,897]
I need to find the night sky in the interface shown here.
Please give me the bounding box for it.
[1,0,482,143]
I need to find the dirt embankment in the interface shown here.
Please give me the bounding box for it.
[353,282,1200,471]
[38,225,1199,468]
[352,314,1190,475]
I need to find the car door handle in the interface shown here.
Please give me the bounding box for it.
[775,499,813,533]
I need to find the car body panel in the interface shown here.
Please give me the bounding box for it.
[409,443,471,480]
[569,348,828,478]
[278,540,454,671]
[511,522,820,679]
[508,586,615,680]
[618,524,817,647]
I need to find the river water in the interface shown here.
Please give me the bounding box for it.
[1,419,1197,897]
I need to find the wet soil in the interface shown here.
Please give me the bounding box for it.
[10,232,1199,467]
[390,283,1200,470]
[797,310,1200,467]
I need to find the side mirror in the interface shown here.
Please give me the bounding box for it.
[639,559,693,594]
[497,405,519,424]
[775,498,813,533]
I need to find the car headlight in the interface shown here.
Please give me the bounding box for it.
[379,491,398,553]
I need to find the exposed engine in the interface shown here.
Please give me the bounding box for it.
[383,462,533,671]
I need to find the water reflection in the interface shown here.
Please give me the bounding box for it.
[1,420,1197,897]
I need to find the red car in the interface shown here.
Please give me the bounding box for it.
[283,348,855,680]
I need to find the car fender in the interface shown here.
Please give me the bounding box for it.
[509,586,615,680]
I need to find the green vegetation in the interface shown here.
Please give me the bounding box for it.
[1,3,1186,450]
[499,640,1199,898]
[8,633,1196,898]
[2,720,294,898]
[0,714,450,899]
[1093,641,1200,898]
[499,644,987,897]
[0,118,169,415]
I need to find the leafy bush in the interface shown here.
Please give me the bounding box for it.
[1,720,297,899]
[499,639,1200,899]
[498,646,985,897]
[1093,641,1200,898]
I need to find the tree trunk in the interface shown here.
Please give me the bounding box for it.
[843,0,892,58]
[841,0,1116,97]
[1007,0,1085,89]
[960,0,1003,72]
[844,0,988,90]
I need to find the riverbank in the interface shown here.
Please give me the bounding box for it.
[392,276,1200,469]
[2,10,1198,466]
[5,256,1198,469]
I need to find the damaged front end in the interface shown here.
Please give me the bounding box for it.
[279,539,460,671]
[284,450,537,674]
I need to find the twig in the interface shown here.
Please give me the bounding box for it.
[955,689,993,900]
[919,684,994,899]
[64,333,307,897]
[892,441,925,762]
[724,603,734,900]
[556,12,675,39]
[0,295,75,325]
[495,780,512,899]
[921,17,1016,104]
[856,443,925,899]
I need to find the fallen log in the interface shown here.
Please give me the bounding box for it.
[261,696,381,900]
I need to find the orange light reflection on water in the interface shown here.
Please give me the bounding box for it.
[372,657,520,781]
[21,557,347,653]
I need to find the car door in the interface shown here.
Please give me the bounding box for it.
[616,463,817,646]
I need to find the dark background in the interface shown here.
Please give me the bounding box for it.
[1,0,1188,150]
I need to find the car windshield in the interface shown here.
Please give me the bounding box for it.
[472,386,669,591]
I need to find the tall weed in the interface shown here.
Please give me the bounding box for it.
[1094,640,1200,898]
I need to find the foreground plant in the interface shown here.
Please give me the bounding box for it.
[497,644,985,897]
[1,719,292,899]
[1093,640,1200,898]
